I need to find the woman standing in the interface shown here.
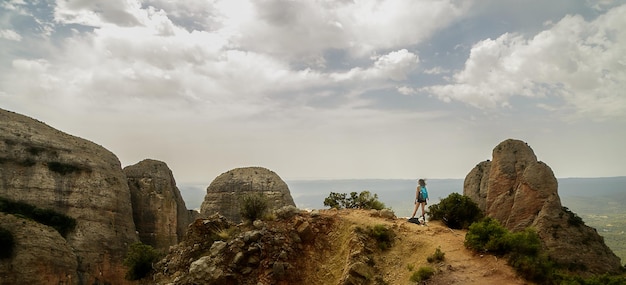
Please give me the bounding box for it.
[410,179,429,222]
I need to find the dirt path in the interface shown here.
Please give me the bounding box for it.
[331,209,530,284]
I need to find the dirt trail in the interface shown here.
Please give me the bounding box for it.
[326,209,529,285]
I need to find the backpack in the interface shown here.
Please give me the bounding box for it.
[408,217,421,225]
[417,187,424,201]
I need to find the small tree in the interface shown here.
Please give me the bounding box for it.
[356,191,386,210]
[323,192,347,209]
[123,242,160,280]
[323,191,386,210]
[240,193,269,222]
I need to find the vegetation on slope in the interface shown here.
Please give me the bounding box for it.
[424,192,626,285]
[0,196,76,237]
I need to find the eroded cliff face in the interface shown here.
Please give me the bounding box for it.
[0,109,138,284]
[200,167,296,223]
[124,159,197,252]
[464,139,622,274]
[0,213,78,284]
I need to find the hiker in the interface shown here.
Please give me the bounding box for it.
[410,179,429,222]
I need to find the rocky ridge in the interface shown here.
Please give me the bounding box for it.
[464,139,622,274]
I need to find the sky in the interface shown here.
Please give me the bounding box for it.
[1,0,625,184]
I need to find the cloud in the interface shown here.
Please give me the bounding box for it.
[54,0,142,27]
[226,0,467,61]
[0,29,21,41]
[424,4,626,120]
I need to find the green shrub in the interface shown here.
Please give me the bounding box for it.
[123,242,160,280]
[505,228,541,257]
[240,193,269,222]
[427,246,445,263]
[508,252,555,283]
[562,207,585,227]
[410,266,435,282]
[465,218,559,282]
[323,191,386,210]
[360,224,395,250]
[0,227,14,259]
[464,217,509,254]
[0,197,76,237]
[371,224,395,250]
[428,192,482,229]
[555,273,626,285]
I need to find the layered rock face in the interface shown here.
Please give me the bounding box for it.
[464,139,622,274]
[0,213,78,284]
[200,167,296,223]
[124,159,197,252]
[0,109,138,284]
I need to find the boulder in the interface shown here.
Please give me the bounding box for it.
[464,139,622,274]
[200,167,296,223]
[0,108,138,284]
[124,159,197,252]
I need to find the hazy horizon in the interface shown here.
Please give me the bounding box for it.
[179,176,626,211]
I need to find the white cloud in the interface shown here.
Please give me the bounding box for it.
[1,0,26,11]
[54,0,143,27]
[221,0,468,61]
[0,29,21,41]
[424,4,626,120]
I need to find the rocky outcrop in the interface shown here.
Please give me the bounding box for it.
[0,213,78,284]
[124,159,197,252]
[200,167,296,223]
[152,208,388,285]
[463,160,491,211]
[0,109,138,284]
[464,139,622,274]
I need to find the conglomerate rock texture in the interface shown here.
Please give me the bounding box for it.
[464,139,622,274]
[0,108,138,285]
[200,167,296,223]
[124,159,197,252]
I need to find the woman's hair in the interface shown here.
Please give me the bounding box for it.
[418,179,426,187]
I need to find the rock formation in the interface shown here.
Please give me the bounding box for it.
[124,159,197,252]
[0,213,78,284]
[200,167,296,223]
[0,108,138,284]
[464,139,622,274]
